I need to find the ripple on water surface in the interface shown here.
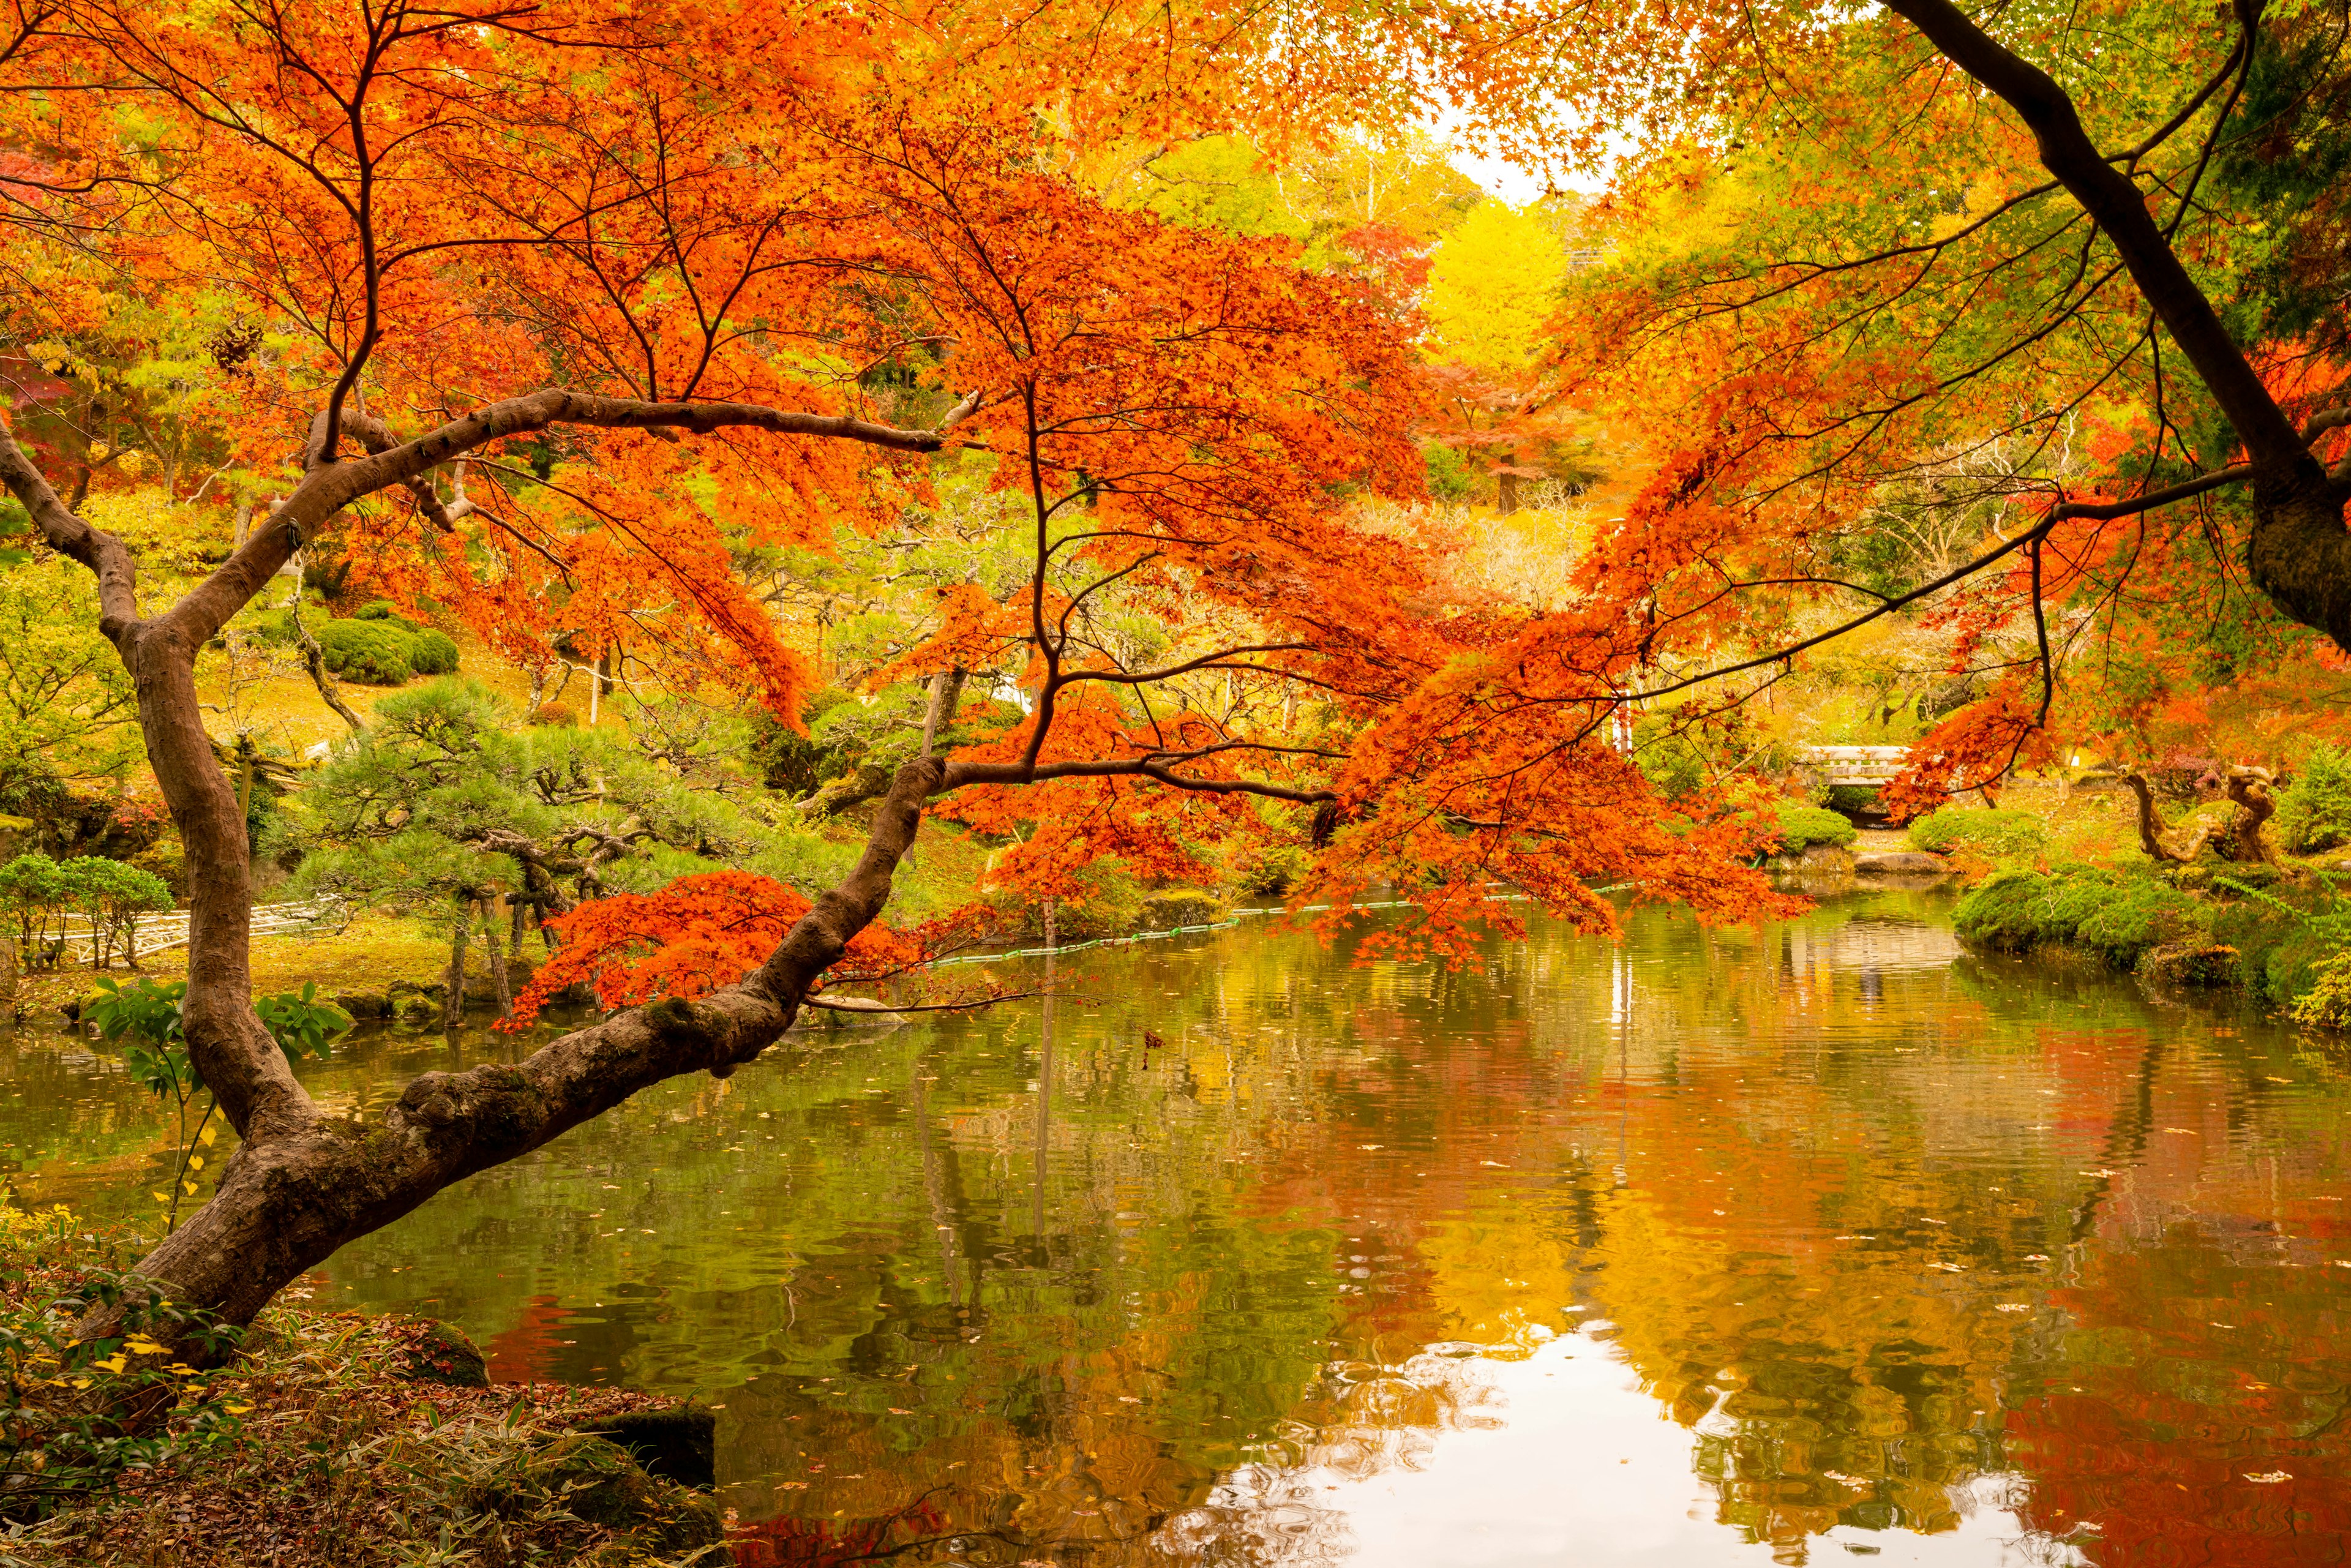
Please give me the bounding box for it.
[6,888,2347,1565]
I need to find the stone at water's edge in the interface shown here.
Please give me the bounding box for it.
[2139,941,2240,988]
[578,1405,718,1489]
[1853,851,1949,877]
[392,1318,490,1387]
[470,1434,732,1558]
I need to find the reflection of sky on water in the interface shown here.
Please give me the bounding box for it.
[1217,1329,2085,1568]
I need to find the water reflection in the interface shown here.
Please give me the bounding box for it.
[5,890,2348,1566]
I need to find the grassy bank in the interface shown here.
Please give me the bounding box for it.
[0,1209,732,1568]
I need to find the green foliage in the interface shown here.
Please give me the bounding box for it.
[405,629,461,677]
[317,618,414,685]
[1421,441,1479,502]
[745,688,858,795]
[2276,744,2351,854]
[253,981,353,1063]
[2211,871,2351,1011]
[0,852,170,969]
[2074,883,2204,968]
[84,975,193,1093]
[85,975,351,1229]
[1954,868,2199,968]
[351,599,424,632]
[0,560,141,798]
[291,679,849,921]
[0,1212,246,1520]
[1906,808,2049,858]
[1770,805,1856,852]
[2292,951,2351,1029]
[1235,843,1312,897]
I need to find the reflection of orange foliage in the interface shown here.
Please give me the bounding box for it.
[730,1501,948,1568]
[2007,1237,2351,1564]
[484,1293,571,1383]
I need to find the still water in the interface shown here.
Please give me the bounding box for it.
[7,891,2351,1566]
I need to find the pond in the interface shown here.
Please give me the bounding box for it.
[7,890,2350,1566]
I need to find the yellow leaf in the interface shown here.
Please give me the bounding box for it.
[198,1126,217,1147]
[151,1191,170,1202]
[187,1155,204,1171]
[92,1355,127,1374]
[182,1182,198,1195]
[123,1335,168,1355]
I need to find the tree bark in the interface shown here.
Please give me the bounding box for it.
[445,903,469,1024]
[289,603,367,735]
[2224,767,2276,863]
[481,897,512,1018]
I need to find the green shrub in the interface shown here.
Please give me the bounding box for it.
[405,628,460,675]
[1422,441,1479,503]
[1771,805,1857,851]
[2277,744,2351,854]
[2293,951,2351,1027]
[1824,784,1881,817]
[1907,807,2049,858]
[351,599,424,632]
[316,618,413,685]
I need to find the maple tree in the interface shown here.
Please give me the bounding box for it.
[0,0,1788,1348]
[1502,0,2351,807]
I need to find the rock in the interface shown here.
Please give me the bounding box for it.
[1853,852,1949,877]
[576,1405,716,1488]
[1139,888,1228,929]
[2139,942,2240,988]
[385,980,443,1024]
[469,1434,730,1559]
[335,991,393,1020]
[1770,844,1853,875]
[394,1318,489,1387]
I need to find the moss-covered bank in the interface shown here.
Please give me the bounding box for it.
[0,1208,733,1568]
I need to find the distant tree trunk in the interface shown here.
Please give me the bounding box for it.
[480,898,512,1018]
[445,903,470,1024]
[1496,463,1521,516]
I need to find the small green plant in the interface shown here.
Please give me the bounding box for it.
[0,1223,247,1520]
[84,978,352,1233]
[1907,807,2049,858]
[2277,745,2351,855]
